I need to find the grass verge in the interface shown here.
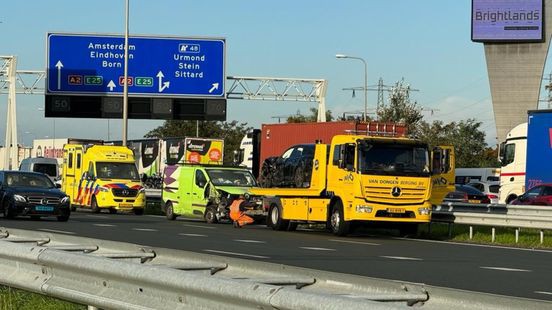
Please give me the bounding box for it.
[419,223,552,249]
[0,285,84,310]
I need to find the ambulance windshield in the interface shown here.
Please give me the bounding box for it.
[96,162,140,180]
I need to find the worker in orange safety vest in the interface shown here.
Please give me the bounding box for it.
[229,197,254,228]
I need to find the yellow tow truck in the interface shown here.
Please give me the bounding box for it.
[251,124,454,236]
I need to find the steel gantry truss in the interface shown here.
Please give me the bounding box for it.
[226,76,328,122]
[0,62,328,170]
[0,56,44,170]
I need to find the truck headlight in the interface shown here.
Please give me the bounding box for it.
[356,205,372,213]
[98,186,110,193]
[13,194,26,203]
[418,207,431,215]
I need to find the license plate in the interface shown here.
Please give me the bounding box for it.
[119,203,133,209]
[35,205,54,212]
[468,199,481,204]
[387,208,406,214]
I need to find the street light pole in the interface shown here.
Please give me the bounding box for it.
[122,0,130,146]
[336,54,368,122]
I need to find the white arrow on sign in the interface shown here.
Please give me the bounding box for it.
[55,61,63,90]
[209,83,219,94]
[157,71,170,92]
[107,80,116,91]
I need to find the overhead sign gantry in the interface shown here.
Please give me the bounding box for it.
[45,33,226,120]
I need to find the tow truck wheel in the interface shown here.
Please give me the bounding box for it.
[330,201,350,236]
[165,201,177,220]
[204,206,218,224]
[268,205,289,231]
[91,196,100,213]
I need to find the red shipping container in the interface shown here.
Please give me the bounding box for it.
[260,121,357,165]
[260,121,407,166]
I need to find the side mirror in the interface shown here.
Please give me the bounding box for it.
[55,183,62,189]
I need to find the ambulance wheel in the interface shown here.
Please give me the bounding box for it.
[91,196,100,213]
[70,205,76,212]
[204,206,218,224]
[268,205,289,231]
[165,201,176,220]
[329,200,350,236]
[133,208,144,216]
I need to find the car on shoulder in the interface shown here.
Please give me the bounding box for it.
[511,184,552,206]
[258,144,315,188]
[466,181,500,204]
[0,171,70,221]
[443,184,491,204]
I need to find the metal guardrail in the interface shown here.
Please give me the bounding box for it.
[0,228,549,309]
[432,202,552,242]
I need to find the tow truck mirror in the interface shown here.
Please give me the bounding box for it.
[432,149,443,175]
[338,148,346,169]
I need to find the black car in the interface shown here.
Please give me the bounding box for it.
[259,144,315,188]
[0,171,70,221]
[443,184,491,204]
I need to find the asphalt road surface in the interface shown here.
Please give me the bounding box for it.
[1,210,551,302]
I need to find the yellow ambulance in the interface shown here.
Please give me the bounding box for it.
[61,140,146,215]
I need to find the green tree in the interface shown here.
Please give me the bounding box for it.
[286,107,334,123]
[145,120,252,163]
[377,81,423,134]
[414,118,498,168]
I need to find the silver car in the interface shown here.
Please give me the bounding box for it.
[466,181,500,204]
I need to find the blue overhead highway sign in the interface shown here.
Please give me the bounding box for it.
[47,33,226,98]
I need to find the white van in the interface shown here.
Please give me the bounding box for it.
[19,157,60,183]
[455,167,501,185]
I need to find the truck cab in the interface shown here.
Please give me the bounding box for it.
[498,123,527,204]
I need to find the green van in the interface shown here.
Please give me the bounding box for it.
[161,164,263,223]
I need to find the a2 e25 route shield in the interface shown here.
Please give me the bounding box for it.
[46,33,226,98]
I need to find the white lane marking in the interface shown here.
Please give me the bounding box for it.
[93,224,116,227]
[204,249,269,259]
[328,239,380,246]
[181,224,216,230]
[38,229,76,235]
[132,228,158,232]
[299,247,336,251]
[393,237,552,254]
[381,256,423,261]
[233,239,266,244]
[145,215,164,218]
[86,215,108,219]
[179,233,208,237]
[480,266,531,272]
[535,291,552,296]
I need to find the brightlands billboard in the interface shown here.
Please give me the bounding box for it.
[472,0,544,42]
